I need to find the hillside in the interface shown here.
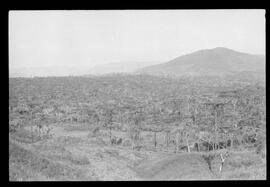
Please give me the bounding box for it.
[137,47,265,77]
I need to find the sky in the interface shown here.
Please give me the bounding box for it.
[9,9,265,69]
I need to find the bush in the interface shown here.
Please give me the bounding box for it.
[255,142,266,158]
[69,155,90,165]
[88,137,107,146]
[122,139,132,147]
[10,128,41,143]
[87,127,100,138]
[202,153,216,171]
[9,119,23,133]
[56,136,82,146]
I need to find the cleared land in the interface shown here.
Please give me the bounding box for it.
[9,123,266,181]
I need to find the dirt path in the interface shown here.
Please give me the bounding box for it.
[135,153,214,180]
[25,124,90,138]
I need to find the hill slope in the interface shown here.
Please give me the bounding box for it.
[135,153,213,180]
[137,47,265,77]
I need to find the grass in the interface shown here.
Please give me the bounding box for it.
[55,136,84,146]
[41,147,90,166]
[134,150,266,180]
[9,124,266,181]
[63,123,92,131]
[219,150,266,180]
[9,129,41,144]
[135,152,213,180]
[9,139,92,181]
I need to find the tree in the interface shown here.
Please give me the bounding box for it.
[164,129,170,149]
[103,108,114,145]
[153,131,157,149]
[85,107,100,130]
[128,107,145,150]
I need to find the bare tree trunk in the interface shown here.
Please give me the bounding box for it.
[31,126,34,142]
[109,125,112,145]
[214,109,218,151]
[168,133,170,148]
[153,131,157,149]
[186,138,190,153]
[38,126,40,139]
[219,162,224,174]
[138,131,141,147]
[176,131,180,153]
[219,152,227,174]
[132,137,135,150]
[165,131,169,149]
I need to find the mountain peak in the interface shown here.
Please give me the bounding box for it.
[137,47,265,77]
[212,47,229,51]
[203,47,236,53]
[212,47,231,50]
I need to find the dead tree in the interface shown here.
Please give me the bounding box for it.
[204,102,226,151]
[31,125,34,142]
[176,130,180,152]
[186,134,191,153]
[219,151,230,173]
[164,130,170,149]
[194,142,200,152]
[153,131,157,149]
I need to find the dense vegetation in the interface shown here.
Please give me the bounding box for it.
[9,74,266,155]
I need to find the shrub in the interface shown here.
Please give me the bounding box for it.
[87,127,100,138]
[202,153,216,172]
[56,136,82,146]
[69,155,90,165]
[255,142,266,158]
[9,119,23,133]
[122,139,132,147]
[89,137,107,146]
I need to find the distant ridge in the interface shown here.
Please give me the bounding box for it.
[137,47,265,77]
[9,61,162,78]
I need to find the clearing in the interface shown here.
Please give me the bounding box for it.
[9,123,266,181]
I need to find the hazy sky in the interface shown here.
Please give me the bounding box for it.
[9,10,265,69]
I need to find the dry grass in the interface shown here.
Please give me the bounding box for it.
[9,139,92,181]
[55,136,84,146]
[134,150,266,180]
[9,124,266,181]
[41,148,90,166]
[218,151,266,180]
[135,152,213,180]
[9,129,41,144]
[64,123,92,131]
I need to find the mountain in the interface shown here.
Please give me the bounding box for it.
[137,47,265,77]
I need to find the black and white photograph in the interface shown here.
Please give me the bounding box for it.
[9,9,266,181]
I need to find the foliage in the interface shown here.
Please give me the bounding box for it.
[9,74,265,151]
